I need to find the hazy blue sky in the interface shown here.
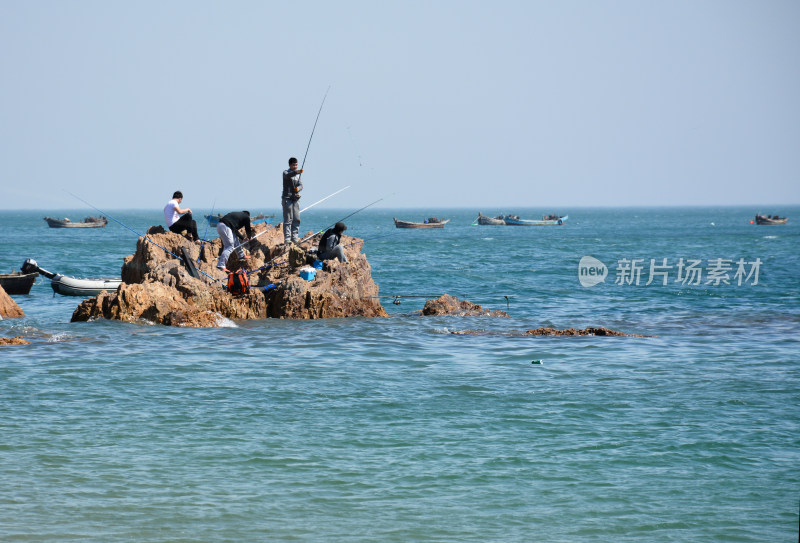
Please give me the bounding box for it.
[1,1,798,211]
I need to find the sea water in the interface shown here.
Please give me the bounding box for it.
[1,207,798,541]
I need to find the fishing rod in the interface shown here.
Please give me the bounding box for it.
[224,185,351,258]
[65,191,219,284]
[298,85,331,182]
[197,198,216,266]
[298,193,393,245]
[240,193,392,276]
[299,185,350,214]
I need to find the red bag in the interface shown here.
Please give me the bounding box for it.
[227,269,250,295]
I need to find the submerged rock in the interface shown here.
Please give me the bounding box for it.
[72,222,387,327]
[0,286,25,319]
[0,336,30,345]
[524,327,643,337]
[420,294,510,317]
[449,327,646,337]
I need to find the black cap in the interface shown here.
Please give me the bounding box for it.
[289,157,298,165]
[173,191,183,199]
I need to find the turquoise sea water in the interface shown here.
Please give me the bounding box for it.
[1,207,798,541]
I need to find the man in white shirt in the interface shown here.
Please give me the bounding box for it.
[163,190,199,242]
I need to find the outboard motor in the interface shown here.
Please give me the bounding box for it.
[21,258,55,279]
[21,258,39,275]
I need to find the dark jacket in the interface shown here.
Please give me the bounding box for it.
[318,228,341,254]
[282,168,303,201]
[220,211,252,241]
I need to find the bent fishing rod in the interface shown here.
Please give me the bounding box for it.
[66,191,219,284]
[298,85,331,183]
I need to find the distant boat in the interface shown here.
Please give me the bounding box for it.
[502,214,568,226]
[393,217,450,229]
[23,258,121,297]
[754,214,787,225]
[0,260,39,295]
[205,213,274,227]
[473,212,506,225]
[44,216,108,228]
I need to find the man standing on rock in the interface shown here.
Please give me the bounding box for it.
[216,211,253,272]
[282,157,303,245]
[318,222,348,263]
[163,190,199,242]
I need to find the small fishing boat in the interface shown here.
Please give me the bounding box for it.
[0,261,39,295]
[205,213,274,227]
[23,258,122,297]
[44,216,108,228]
[502,214,568,226]
[473,212,506,225]
[393,217,450,229]
[754,214,788,225]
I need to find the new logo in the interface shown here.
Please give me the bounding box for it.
[578,256,607,287]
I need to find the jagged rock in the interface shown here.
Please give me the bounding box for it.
[0,286,25,319]
[524,327,643,337]
[72,222,387,327]
[420,294,509,317]
[0,336,30,345]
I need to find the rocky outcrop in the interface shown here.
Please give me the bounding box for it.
[72,222,387,327]
[524,327,643,337]
[0,336,31,345]
[420,294,509,317]
[0,286,25,319]
[449,327,646,337]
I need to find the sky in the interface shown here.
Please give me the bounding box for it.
[1,1,798,211]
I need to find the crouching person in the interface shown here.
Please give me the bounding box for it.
[318,222,348,263]
[217,211,253,272]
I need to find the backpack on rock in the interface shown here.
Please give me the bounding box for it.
[227,269,250,295]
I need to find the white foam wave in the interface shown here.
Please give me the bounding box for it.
[46,332,71,343]
[215,314,238,328]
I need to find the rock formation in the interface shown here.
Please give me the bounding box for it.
[0,285,25,319]
[0,336,31,345]
[72,222,387,327]
[524,327,644,337]
[419,294,510,317]
[449,327,646,337]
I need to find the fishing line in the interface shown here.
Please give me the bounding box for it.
[65,191,219,284]
[346,125,363,167]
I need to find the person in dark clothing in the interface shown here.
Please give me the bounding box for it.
[282,157,303,245]
[163,190,199,241]
[318,222,348,263]
[216,211,253,271]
